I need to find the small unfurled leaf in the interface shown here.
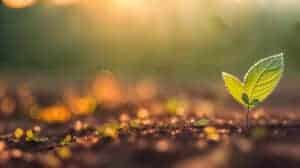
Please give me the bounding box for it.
[242,93,250,105]
[222,53,284,109]
[251,99,260,107]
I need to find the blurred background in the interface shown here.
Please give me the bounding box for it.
[0,0,300,83]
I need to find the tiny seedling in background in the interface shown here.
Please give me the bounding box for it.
[222,53,284,131]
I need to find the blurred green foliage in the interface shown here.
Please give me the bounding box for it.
[0,1,299,81]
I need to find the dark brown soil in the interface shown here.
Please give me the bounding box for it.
[0,81,299,168]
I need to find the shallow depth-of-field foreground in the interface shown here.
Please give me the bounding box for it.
[0,73,298,168]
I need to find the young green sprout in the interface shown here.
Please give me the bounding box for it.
[222,53,284,131]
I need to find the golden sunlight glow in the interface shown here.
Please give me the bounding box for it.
[2,0,36,9]
[113,0,146,10]
[36,105,71,123]
[50,0,81,6]
[92,72,124,107]
[63,89,97,116]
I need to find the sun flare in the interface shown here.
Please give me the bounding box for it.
[2,0,36,9]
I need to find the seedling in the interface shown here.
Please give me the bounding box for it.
[222,53,284,131]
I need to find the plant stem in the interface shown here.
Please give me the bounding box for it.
[246,107,250,134]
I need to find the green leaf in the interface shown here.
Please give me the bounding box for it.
[251,99,260,107]
[244,53,284,107]
[242,93,250,105]
[222,72,246,106]
[222,53,284,109]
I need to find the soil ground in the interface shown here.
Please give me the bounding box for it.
[0,80,299,168]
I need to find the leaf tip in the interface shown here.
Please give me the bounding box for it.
[221,72,228,78]
[278,52,284,56]
[274,52,285,67]
[273,52,284,60]
[279,52,284,60]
